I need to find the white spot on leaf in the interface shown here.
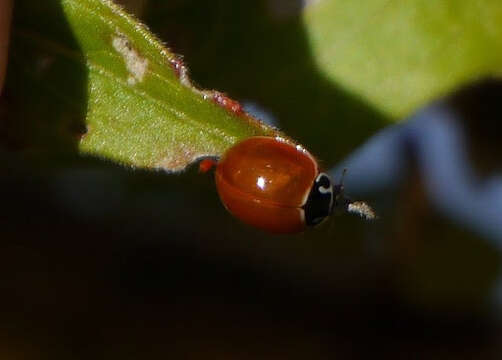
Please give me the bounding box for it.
[112,32,148,85]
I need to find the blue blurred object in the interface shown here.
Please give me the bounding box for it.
[331,103,502,243]
[329,123,408,194]
[331,98,502,309]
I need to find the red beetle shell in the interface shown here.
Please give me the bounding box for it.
[215,136,319,234]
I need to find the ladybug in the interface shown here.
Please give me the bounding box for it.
[201,136,340,234]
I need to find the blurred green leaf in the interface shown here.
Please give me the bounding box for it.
[304,0,502,118]
[5,0,275,170]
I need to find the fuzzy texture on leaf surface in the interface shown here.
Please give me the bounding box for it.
[6,0,278,171]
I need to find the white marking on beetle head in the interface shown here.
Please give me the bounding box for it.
[317,182,332,195]
[318,185,331,195]
[316,173,334,212]
[112,31,149,85]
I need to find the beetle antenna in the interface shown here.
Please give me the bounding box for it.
[333,168,347,198]
[334,168,347,191]
[332,168,347,214]
[339,168,347,185]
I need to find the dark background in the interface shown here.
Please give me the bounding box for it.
[1,0,502,358]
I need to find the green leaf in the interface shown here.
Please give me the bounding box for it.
[302,0,502,118]
[5,0,277,170]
